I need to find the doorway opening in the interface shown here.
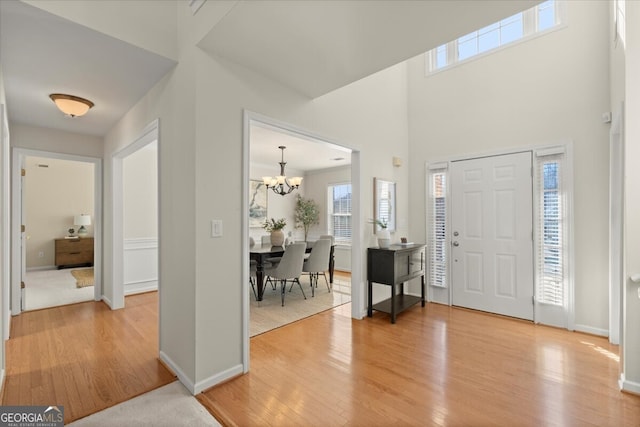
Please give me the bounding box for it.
[242,111,363,370]
[111,119,159,310]
[11,148,102,316]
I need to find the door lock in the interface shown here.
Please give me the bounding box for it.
[453,231,459,236]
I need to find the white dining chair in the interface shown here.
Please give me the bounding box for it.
[302,238,332,296]
[265,242,307,306]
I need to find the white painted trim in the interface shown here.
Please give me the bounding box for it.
[609,104,624,345]
[193,364,244,395]
[11,148,103,316]
[124,280,158,296]
[112,118,159,311]
[160,350,195,394]
[26,266,56,272]
[1,104,11,341]
[619,374,640,394]
[124,238,158,250]
[242,110,363,373]
[574,324,608,337]
[101,295,114,310]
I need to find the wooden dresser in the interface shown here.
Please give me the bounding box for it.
[55,237,94,269]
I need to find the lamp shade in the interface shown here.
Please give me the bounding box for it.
[49,94,94,117]
[74,214,91,226]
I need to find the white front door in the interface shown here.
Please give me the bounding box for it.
[450,152,534,320]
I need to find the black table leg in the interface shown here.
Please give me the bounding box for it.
[256,262,265,301]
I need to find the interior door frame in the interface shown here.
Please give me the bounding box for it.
[242,110,362,372]
[110,118,159,310]
[11,148,103,316]
[609,104,624,345]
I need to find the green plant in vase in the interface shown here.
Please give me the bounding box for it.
[263,217,287,246]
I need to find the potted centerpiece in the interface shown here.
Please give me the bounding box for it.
[263,217,287,246]
[371,218,391,249]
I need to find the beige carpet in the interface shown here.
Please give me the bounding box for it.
[250,273,351,337]
[71,268,94,288]
[68,381,220,427]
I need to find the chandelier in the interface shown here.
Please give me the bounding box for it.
[262,146,303,196]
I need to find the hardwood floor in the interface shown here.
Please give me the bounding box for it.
[198,302,640,426]
[2,292,175,424]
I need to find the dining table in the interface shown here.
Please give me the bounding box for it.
[250,241,335,301]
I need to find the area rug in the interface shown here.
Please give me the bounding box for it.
[71,268,94,288]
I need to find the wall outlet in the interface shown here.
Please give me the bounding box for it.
[38,251,44,258]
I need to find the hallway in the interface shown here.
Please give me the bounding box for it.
[1,292,175,424]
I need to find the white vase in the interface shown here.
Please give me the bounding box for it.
[270,230,285,246]
[377,229,391,249]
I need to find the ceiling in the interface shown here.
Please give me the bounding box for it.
[250,123,351,172]
[1,0,539,165]
[0,1,176,137]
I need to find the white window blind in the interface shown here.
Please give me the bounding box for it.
[536,155,563,306]
[428,170,448,287]
[328,183,351,244]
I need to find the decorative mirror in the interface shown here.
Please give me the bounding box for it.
[374,178,396,232]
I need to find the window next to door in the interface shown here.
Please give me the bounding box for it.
[428,166,448,288]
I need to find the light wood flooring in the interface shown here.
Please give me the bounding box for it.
[2,292,175,424]
[198,302,640,426]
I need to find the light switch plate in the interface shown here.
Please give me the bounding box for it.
[211,220,223,237]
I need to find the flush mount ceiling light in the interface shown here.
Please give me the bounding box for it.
[49,93,94,117]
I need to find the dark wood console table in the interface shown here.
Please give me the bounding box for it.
[367,243,426,323]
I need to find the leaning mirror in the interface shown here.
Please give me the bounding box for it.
[374,178,396,233]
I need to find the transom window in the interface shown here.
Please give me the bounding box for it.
[426,0,565,74]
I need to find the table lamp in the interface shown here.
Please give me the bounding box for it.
[74,214,91,237]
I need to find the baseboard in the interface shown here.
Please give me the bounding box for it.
[26,266,56,272]
[124,279,158,296]
[159,351,244,395]
[574,324,608,337]
[160,351,195,394]
[194,364,244,395]
[101,295,114,309]
[619,373,640,395]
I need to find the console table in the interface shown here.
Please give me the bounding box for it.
[55,237,94,269]
[367,243,426,323]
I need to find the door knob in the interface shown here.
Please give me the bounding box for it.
[453,241,459,247]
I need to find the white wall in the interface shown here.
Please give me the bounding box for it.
[123,141,158,239]
[407,1,611,334]
[99,0,409,392]
[9,123,103,158]
[24,157,94,268]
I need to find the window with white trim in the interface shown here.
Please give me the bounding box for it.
[426,0,565,74]
[328,183,351,244]
[536,154,564,306]
[428,166,448,288]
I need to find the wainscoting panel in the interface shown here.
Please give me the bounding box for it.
[334,245,351,272]
[124,238,158,295]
